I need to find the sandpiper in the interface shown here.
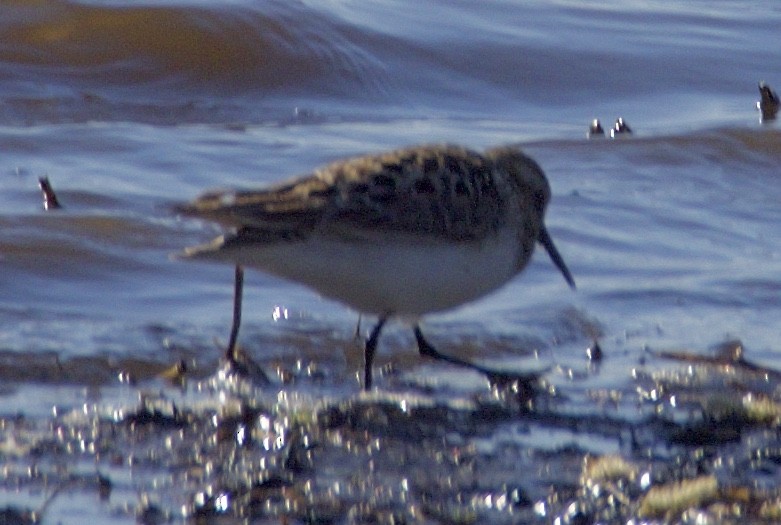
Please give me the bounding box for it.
[587,119,605,139]
[610,117,632,138]
[177,144,575,389]
[757,81,779,122]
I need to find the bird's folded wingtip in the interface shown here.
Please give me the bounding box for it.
[171,236,228,263]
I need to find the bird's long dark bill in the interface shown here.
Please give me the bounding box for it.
[538,226,576,289]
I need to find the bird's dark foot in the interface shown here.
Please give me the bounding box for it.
[223,346,271,385]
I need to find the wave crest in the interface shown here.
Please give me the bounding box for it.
[0,0,389,97]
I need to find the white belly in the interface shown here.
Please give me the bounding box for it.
[218,233,522,316]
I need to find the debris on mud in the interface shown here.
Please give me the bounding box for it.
[1,339,780,523]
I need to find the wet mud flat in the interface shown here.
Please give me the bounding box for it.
[1,340,781,524]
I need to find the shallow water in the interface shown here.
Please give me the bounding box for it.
[1,0,780,522]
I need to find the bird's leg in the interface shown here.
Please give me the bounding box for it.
[414,325,476,368]
[414,325,533,384]
[225,265,244,362]
[354,314,363,340]
[364,317,387,390]
[224,265,270,384]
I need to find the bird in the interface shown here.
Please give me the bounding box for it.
[610,117,632,138]
[757,81,779,122]
[587,119,605,139]
[176,143,575,389]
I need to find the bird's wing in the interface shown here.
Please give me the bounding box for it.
[175,174,335,238]
[176,144,507,243]
[323,145,507,241]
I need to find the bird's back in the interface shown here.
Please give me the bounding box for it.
[176,144,522,244]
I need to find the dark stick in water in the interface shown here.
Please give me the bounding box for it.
[38,177,62,210]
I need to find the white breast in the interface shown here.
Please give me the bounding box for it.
[225,231,522,316]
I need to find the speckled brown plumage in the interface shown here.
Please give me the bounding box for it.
[176,144,548,247]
